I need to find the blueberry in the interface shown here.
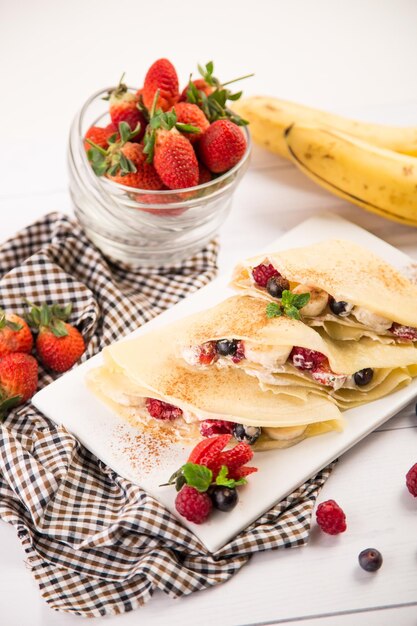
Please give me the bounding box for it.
[216,339,238,357]
[266,275,290,299]
[354,368,374,386]
[329,298,353,317]
[233,423,261,445]
[210,486,238,512]
[358,548,383,572]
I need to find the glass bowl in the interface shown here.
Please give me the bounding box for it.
[67,87,251,267]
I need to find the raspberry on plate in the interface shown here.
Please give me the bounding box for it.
[175,485,212,524]
[406,462,417,496]
[316,499,347,535]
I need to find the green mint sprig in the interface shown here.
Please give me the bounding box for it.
[160,463,246,492]
[266,290,310,321]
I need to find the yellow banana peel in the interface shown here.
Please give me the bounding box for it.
[284,124,417,227]
[233,96,417,158]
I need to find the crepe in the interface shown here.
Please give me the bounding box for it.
[87,320,344,451]
[177,295,417,407]
[231,239,417,343]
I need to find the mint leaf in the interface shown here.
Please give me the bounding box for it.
[284,305,301,320]
[280,290,310,318]
[291,292,311,309]
[266,302,282,318]
[215,465,247,488]
[182,462,212,492]
[281,290,292,307]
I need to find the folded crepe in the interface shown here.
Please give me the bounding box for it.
[231,239,417,344]
[178,295,417,409]
[87,320,344,451]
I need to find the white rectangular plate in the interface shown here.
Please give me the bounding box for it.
[33,213,417,552]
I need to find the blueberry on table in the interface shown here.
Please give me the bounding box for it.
[215,339,238,356]
[233,423,261,445]
[354,368,374,386]
[358,548,383,572]
[210,486,238,512]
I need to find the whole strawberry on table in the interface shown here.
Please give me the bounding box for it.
[0,303,86,420]
[85,59,252,192]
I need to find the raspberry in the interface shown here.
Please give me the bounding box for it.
[251,263,280,288]
[231,340,245,364]
[316,499,347,535]
[146,398,183,420]
[175,485,212,524]
[390,323,417,341]
[199,419,235,437]
[199,342,217,365]
[290,347,328,371]
[406,462,417,496]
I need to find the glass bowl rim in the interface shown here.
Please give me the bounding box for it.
[75,85,252,195]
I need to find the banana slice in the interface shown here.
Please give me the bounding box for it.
[292,284,328,316]
[262,424,307,441]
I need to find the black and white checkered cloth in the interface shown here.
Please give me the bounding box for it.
[0,213,333,617]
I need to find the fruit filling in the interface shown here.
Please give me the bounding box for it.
[194,339,246,365]
[146,398,183,420]
[251,263,280,287]
[251,263,417,339]
[390,323,417,341]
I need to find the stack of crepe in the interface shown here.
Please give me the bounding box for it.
[88,239,417,451]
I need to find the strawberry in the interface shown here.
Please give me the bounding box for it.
[179,78,213,102]
[199,119,247,173]
[0,353,38,416]
[188,434,232,465]
[0,309,33,358]
[153,129,199,189]
[84,124,118,153]
[26,303,85,373]
[214,441,254,472]
[228,465,258,480]
[198,162,212,185]
[143,98,199,190]
[142,58,179,112]
[107,142,164,190]
[108,76,146,139]
[172,103,209,143]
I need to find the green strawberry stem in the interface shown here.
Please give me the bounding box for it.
[0,395,22,420]
[85,139,107,156]
[221,73,254,87]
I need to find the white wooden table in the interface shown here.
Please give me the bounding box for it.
[1,1,417,624]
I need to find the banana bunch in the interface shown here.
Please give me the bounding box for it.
[234,97,417,226]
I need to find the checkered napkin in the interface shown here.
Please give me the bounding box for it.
[0,212,333,617]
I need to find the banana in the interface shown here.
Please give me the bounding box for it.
[233,96,417,158]
[284,124,417,227]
